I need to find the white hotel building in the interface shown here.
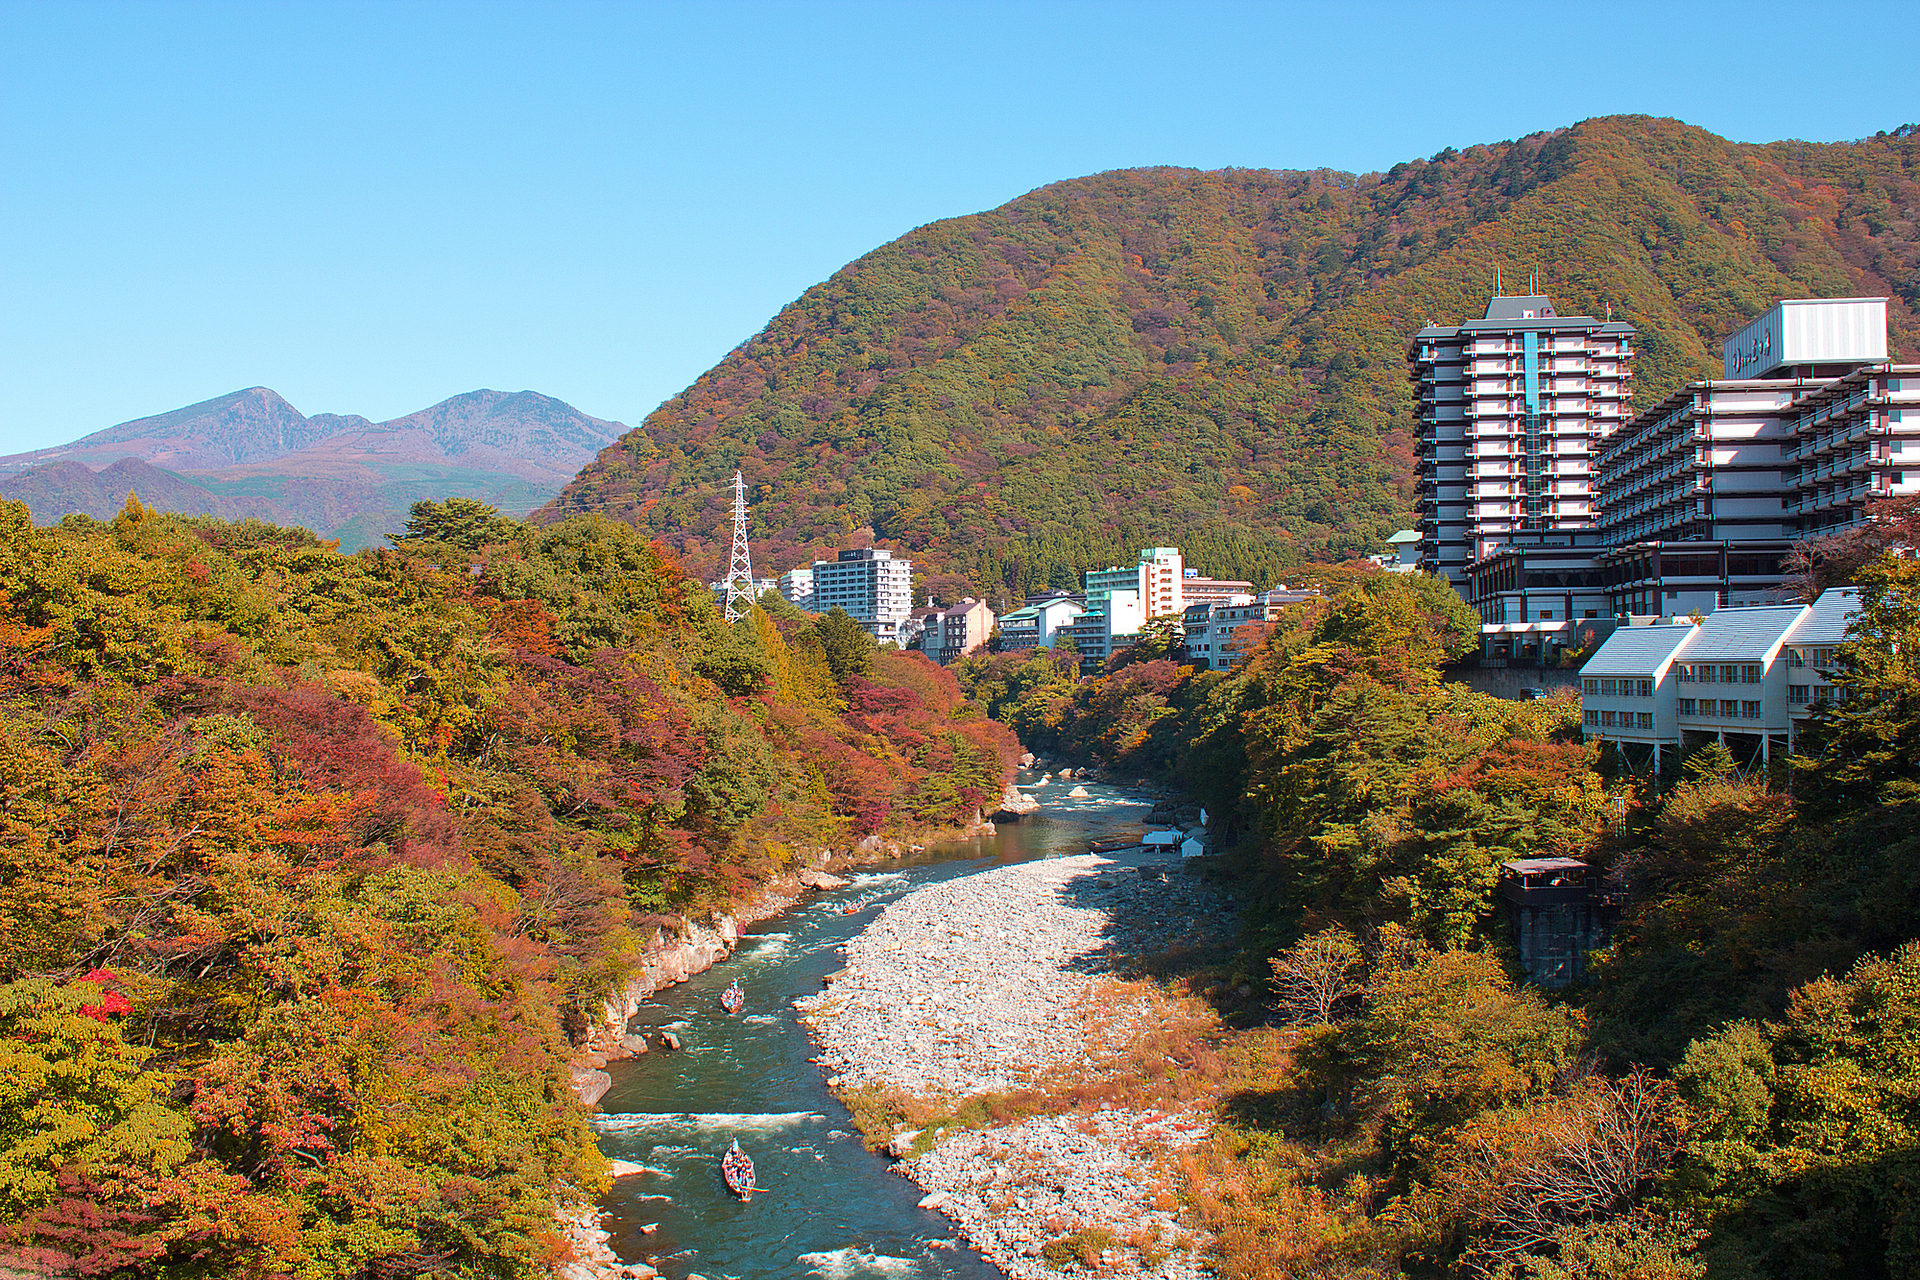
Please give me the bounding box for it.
[1411,295,1636,590]
[807,548,914,643]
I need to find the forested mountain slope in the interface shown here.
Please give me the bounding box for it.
[543,116,1919,597]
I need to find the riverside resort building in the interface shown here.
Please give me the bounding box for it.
[793,547,915,645]
[1426,294,1916,672]
[1408,290,1912,769]
[1411,293,1637,589]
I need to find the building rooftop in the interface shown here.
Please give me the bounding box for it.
[1581,623,1698,677]
[1385,529,1421,545]
[1782,587,1861,648]
[1483,295,1558,321]
[1502,857,1590,875]
[1679,605,1808,663]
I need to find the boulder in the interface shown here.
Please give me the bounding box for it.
[855,834,883,854]
[607,1159,650,1178]
[570,1067,611,1107]
[918,1191,950,1210]
[619,1033,648,1055]
[658,1031,681,1051]
[991,784,1040,819]
[1068,785,1090,798]
[886,1129,923,1158]
[797,868,850,890]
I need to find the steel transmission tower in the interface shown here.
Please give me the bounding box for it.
[722,470,756,624]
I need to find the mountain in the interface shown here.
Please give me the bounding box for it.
[2,389,625,548]
[540,115,1920,599]
[3,387,341,473]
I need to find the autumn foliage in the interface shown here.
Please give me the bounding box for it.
[0,497,1009,1277]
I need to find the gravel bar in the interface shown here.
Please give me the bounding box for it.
[801,848,1228,1278]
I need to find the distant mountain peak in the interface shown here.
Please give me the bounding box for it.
[2,386,627,550]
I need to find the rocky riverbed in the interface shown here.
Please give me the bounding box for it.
[802,848,1232,1278]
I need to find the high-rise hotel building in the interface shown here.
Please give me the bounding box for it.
[1410,295,1636,590]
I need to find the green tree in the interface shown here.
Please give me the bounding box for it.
[1790,553,1920,819]
[813,607,875,686]
[400,497,521,549]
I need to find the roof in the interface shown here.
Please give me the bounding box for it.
[1386,529,1421,544]
[1681,605,1808,663]
[1502,858,1589,875]
[1581,623,1698,677]
[1483,295,1559,321]
[1783,587,1861,648]
[999,604,1039,622]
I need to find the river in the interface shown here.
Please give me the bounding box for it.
[591,779,1153,1280]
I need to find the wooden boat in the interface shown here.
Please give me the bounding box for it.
[720,979,744,1014]
[721,1139,755,1198]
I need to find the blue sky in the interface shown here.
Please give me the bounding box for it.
[3,0,1916,453]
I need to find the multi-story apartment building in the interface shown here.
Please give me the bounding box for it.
[1179,569,1256,606]
[777,567,814,607]
[1589,299,1889,545]
[1064,589,1145,669]
[810,548,914,643]
[905,598,995,665]
[1180,587,1321,671]
[1784,362,1920,535]
[1411,294,1635,591]
[1086,548,1186,619]
[996,591,1085,651]
[1459,297,1906,660]
[1578,588,1859,769]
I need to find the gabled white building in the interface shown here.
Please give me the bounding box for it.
[1575,622,1699,771]
[1580,588,1861,769]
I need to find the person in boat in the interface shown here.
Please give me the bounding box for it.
[720,978,744,1013]
[721,1138,755,1198]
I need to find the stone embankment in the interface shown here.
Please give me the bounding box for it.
[801,849,1231,1279]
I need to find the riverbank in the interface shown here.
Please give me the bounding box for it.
[567,815,1004,1104]
[801,846,1234,1278]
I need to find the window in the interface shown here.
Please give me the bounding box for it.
[1601,710,1617,727]
[1741,664,1762,685]
[1696,665,1715,683]
[1720,665,1740,684]
[1637,679,1654,698]
[1583,710,1599,727]
[1790,649,1806,668]
[1789,684,1810,705]
[1677,665,1694,682]
[1583,678,1599,695]
[1742,701,1761,719]
[1721,700,1739,717]
[1637,712,1653,729]
[1679,698,1697,715]
[1601,678,1618,696]
[1539,610,1554,619]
